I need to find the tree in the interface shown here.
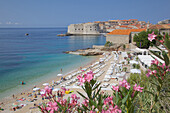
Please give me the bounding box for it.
[133,29,161,49]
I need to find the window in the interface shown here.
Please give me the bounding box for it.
[95,29,96,30]
[75,29,77,30]
[82,29,83,30]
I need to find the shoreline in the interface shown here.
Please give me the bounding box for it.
[0,55,101,112]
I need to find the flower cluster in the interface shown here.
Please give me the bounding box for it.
[46,102,58,113]
[112,80,143,100]
[70,94,80,107]
[77,71,94,85]
[112,80,143,94]
[133,84,143,92]
[146,59,170,79]
[41,86,53,97]
[148,31,157,42]
[119,80,131,89]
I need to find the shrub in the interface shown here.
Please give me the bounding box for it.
[105,41,113,47]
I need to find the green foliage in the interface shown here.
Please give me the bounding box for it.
[135,56,139,61]
[133,29,160,49]
[132,63,140,69]
[123,44,126,50]
[122,67,127,72]
[112,85,139,113]
[133,31,150,48]
[105,41,113,47]
[136,64,140,69]
[127,72,149,89]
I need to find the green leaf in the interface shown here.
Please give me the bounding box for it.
[77,91,88,99]
[56,101,64,109]
[150,81,159,87]
[149,50,164,60]
[115,91,120,104]
[122,93,129,104]
[157,85,161,91]
[89,99,97,108]
[42,103,47,107]
[92,82,101,90]
[165,39,170,49]
[158,77,163,85]
[82,104,90,111]
[94,87,101,98]
[90,79,96,87]
[145,90,154,96]
[162,51,169,66]
[67,97,70,104]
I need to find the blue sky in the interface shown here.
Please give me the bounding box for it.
[0,0,170,28]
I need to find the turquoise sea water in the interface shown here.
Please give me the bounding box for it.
[0,28,106,99]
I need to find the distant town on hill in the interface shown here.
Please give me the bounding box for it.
[67,19,170,35]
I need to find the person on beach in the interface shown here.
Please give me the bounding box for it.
[21,81,24,85]
[61,68,62,73]
[12,94,15,99]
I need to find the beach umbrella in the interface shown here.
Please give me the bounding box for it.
[130,60,138,64]
[130,69,141,74]
[57,74,63,76]
[53,88,60,92]
[43,83,49,86]
[33,88,40,91]
[12,102,19,107]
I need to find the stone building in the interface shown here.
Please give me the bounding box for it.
[149,24,170,35]
[158,19,170,24]
[106,29,146,44]
[67,23,100,35]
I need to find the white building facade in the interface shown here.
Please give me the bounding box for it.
[67,23,100,35]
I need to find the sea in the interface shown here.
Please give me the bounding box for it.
[0,28,106,99]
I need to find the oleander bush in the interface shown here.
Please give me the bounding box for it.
[38,32,170,113]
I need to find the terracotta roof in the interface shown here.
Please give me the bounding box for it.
[149,24,170,29]
[107,29,146,35]
[121,20,130,21]
[129,19,138,21]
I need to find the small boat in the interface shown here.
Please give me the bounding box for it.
[25,33,29,36]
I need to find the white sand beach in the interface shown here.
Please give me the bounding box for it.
[0,51,131,113]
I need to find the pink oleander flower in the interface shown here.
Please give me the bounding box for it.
[148,32,157,42]
[71,94,80,100]
[90,110,96,113]
[40,89,46,97]
[151,59,159,65]
[119,80,130,89]
[146,69,152,77]
[104,96,113,105]
[160,63,166,69]
[166,68,170,72]
[44,86,52,95]
[85,73,93,82]
[70,94,80,107]
[112,86,119,92]
[133,84,143,92]
[46,102,58,113]
[160,40,164,43]
[82,99,89,107]
[152,70,157,74]
[77,75,85,86]
[102,105,121,113]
